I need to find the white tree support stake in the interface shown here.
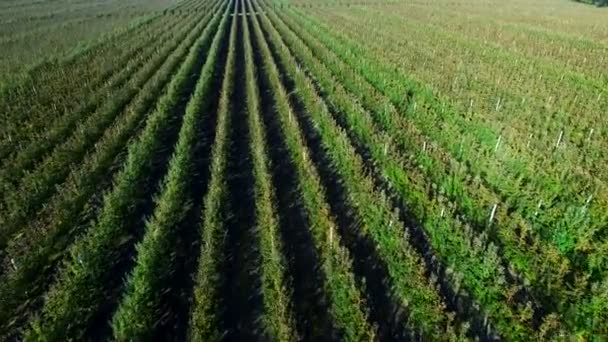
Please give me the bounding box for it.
[555,130,564,149]
[587,128,594,142]
[494,135,502,153]
[581,195,593,214]
[458,137,465,157]
[535,200,543,216]
[488,204,498,225]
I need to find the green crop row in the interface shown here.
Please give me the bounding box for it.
[269,6,546,339]
[257,4,466,340]
[0,14,181,161]
[242,7,297,341]
[275,5,561,335]
[0,8,224,332]
[249,2,376,340]
[315,6,608,181]
[189,1,237,339]
[0,0,211,152]
[0,5,195,198]
[0,0,207,126]
[22,4,223,339]
[304,6,608,278]
[285,5,607,338]
[0,8,175,149]
[111,3,229,339]
[0,2,221,254]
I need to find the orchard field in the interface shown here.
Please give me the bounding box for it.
[0,0,607,340]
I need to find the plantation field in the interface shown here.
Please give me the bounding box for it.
[0,0,177,86]
[0,0,607,340]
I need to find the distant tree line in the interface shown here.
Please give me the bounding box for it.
[575,0,608,7]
